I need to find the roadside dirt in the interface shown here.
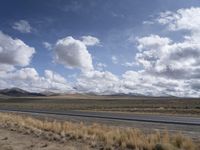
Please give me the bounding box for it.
[0,128,90,150]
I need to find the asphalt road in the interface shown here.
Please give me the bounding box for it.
[0,108,200,140]
[0,108,199,126]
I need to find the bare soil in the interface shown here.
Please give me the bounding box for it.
[0,96,199,116]
[0,128,90,150]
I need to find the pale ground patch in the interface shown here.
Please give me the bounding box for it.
[0,128,90,150]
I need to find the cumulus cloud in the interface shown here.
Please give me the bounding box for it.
[52,7,200,97]
[72,7,200,97]
[136,36,200,79]
[136,35,171,52]
[74,69,189,96]
[0,31,35,71]
[81,36,100,46]
[12,20,32,33]
[54,36,96,72]
[126,7,200,97]
[157,7,200,32]
[0,64,15,73]
[120,71,194,97]
[42,70,72,92]
[2,7,200,97]
[0,68,72,93]
[9,68,39,81]
[0,32,71,93]
[136,7,200,80]
[75,70,119,94]
[44,70,67,84]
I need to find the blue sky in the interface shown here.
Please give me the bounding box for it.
[0,0,197,75]
[0,0,200,96]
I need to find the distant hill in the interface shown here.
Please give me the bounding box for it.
[0,88,177,98]
[0,88,45,97]
[107,93,145,97]
[40,91,60,96]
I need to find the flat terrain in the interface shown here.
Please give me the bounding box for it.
[0,95,200,116]
[0,128,90,150]
[1,96,200,138]
[0,109,200,141]
[0,95,199,149]
[0,112,199,150]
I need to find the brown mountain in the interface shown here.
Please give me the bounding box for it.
[0,88,45,97]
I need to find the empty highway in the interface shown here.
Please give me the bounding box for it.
[0,108,199,126]
[0,108,200,140]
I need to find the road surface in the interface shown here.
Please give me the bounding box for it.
[0,108,200,126]
[0,108,200,140]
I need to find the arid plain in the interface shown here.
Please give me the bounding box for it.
[0,95,199,150]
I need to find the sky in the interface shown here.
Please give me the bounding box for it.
[0,0,200,97]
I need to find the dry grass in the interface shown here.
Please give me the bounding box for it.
[0,97,200,116]
[0,113,197,150]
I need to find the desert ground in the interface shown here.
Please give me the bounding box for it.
[0,95,199,115]
[0,96,199,149]
[0,112,199,150]
[0,127,87,150]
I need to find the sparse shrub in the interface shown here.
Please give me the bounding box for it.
[173,133,184,148]
[0,113,198,150]
[154,144,165,150]
[153,143,175,150]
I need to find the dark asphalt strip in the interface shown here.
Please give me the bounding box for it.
[0,109,200,126]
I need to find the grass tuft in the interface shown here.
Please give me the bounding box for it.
[0,113,198,150]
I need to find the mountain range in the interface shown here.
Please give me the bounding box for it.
[0,88,45,97]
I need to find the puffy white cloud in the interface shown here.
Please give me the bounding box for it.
[54,36,94,72]
[42,70,72,92]
[136,38,200,79]
[121,71,163,96]
[157,7,200,32]
[81,36,100,46]
[124,7,200,97]
[136,35,171,52]
[73,69,197,97]
[0,32,38,91]
[136,8,200,80]
[44,70,67,84]
[0,68,39,91]
[9,68,39,81]
[73,7,199,97]
[51,7,200,97]
[64,7,200,97]
[2,7,200,97]
[0,31,35,71]
[12,20,32,33]
[75,70,119,94]
[120,70,197,97]
[0,68,72,93]
[0,64,15,73]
